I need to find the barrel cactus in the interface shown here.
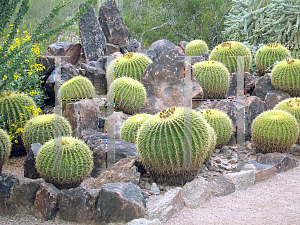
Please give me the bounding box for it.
[106,52,152,84]
[120,113,153,144]
[0,128,11,172]
[185,39,209,56]
[22,114,72,153]
[198,109,233,149]
[255,43,291,76]
[36,136,93,189]
[59,75,95,108]
[251,110,299,154]
[0,91,39,156]
[107,77,147,115]
[273,98,300,144]
[209,41,252,73]
[270,59,300,97]
[136,107,215,185]
[192,61,230,99]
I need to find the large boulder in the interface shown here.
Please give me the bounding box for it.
[0,174,16,214]
[47,42,81,65]
[141,40,203,111]
[79,4,106,62]
[99,0,130,46]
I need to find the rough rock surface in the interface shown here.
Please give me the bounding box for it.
[47,42,81,65]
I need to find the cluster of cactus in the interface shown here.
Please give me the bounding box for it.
[0,91,39,157]
[59,75,95,108]
[0,128,11,173]
[209,42,252,73]
[22,114,72,153]
[120,113,152,144]
[106,52,152,84]
[255,43,291,75]
[273,98,300,144]
[136,107,216,185]
[198,109,233,149]
[251,109,299,154]
[107,77,147,115]
[185,40,209,56]
[192,61,230,99]
[222,0,300,47]
[270,59,300,97]
[36,136,93,189]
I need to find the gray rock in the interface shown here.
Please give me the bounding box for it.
[207,175,236,197]
[11,177,45,215]
[150,183,160,195]
[94,182,146,224]
[256,152,299,173]
[127,218,162,225]
[99,0,130,46]
[0,174,16,214]
[178,41,188,51]
[24,143,42,179]
[224,170,255,191]
[79,4,106,61]
[48,42,82,65]
[264,92,291,110]
[121,39,146,53]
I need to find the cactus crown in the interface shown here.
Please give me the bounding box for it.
[159,107,176,118]
[266,43,279,49]
[122,52,134,59]
[286,99,300,108]
[286,59,294,64]
[221,42,232,48]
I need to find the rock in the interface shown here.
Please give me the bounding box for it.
[121,39,146,53]
[80,129,106,178]
[224,169,255,191]
[57,187,94,223]
[252,73,290,101]
[44,61,80,106]
[34,183,61,221]
[91,156,140,189]
[11,177,45,215]
[62,99,103,138]
[207,175,235,197]
[24,143,42,179]
[264,92,291,110]
[181,177,211,208]
[81,63,107,95]
[141,40,203,111]
[146,187,184,223]
[256,153,299,173]
[243,159,277,183]
[94,182,146,224]
[79,4,106,61]
[245,96,267,141]
[102,111,131,139]
[127,218,162,225]
[289,144,300,156]
[150,183,160,195]
[135,107,161,115]
[227,72,257,97]
[105,42,121,56]
[201,51,210,60]
[36,55,55,77]
[178,41,188,51]
[47,42,81,65]
[99,0,130,46]
[0,174,16,214]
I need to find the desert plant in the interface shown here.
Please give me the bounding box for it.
[198,109,233,149]
[106,52,152,84]
[255,43,291,76]
[0,90,40,156]
[22,114,72,153]
[185,39,209,56]
[136,107,215,185]
[0,128,11,173]
[209,41,252,73]
[120,113,153,144]
[192,60,230,99]
[59,75,96,108]
[251,109,299,154]
[273,98,300,144]
[107,77,147,115]
[36,136,93,189]
[270,59,300,97]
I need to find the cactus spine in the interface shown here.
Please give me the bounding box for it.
[0,129,11,172]
[185,40,209,56]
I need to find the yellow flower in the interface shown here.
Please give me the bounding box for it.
[14,74,18,80]
[11,124,16,127]
[23,31,28,34]
[9,24,13,27]
[14,140,18,143]
[25,59,30,62]
[9,82,14,85]
[7,61,10,65]
[28,71,33,75]
[3,75,7,80]
[38,108,42,113]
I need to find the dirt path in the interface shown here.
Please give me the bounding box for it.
[164,164,300,225]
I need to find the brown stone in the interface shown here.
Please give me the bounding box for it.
[48,42,82,65]
[91,156,140,189]
[105,42,121,56]
[34,183,61,221]
[207,175,235,197]
[0,174,16,214]
[264,92,291,110]
[243,163,277,183]
[102,111,131,139]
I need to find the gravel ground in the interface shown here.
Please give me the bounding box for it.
[162,163,300,225]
